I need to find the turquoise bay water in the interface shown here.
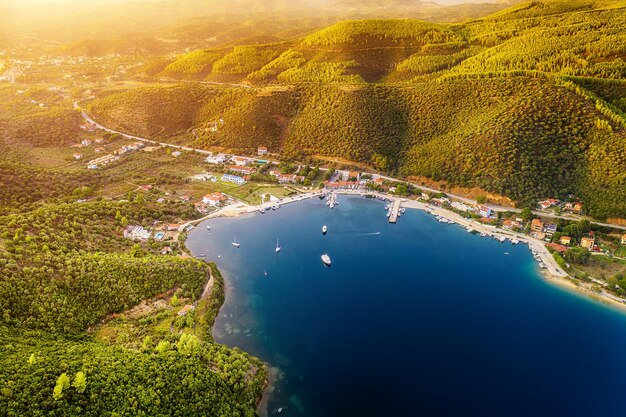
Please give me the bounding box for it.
[186,196,626,417]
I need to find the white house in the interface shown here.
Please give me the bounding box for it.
[205,153,228,164]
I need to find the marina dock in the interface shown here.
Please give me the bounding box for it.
[389,199,401,223]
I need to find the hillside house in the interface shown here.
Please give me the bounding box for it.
[205,153,227,164]
[547,243,568,253]
[580,237,595,250]
[564,202,583,213]
[502,219,523,230]
[559,236,572,245]
[222,174,246,185]
[73,153,83,160]
[538,199,560,210]
[202,192,227,206]
[258,146,268,156]
[124,225,150,240]
[477,204,492,218]
[544,223,557,236]
[531,218,544,233]
[622,234,626,245]
[171,151,182,157]
[231,156,251,166]
[178,305,195,316]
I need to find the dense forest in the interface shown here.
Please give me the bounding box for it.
[0,163,267,415]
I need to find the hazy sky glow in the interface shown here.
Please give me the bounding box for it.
[0,0,498,7]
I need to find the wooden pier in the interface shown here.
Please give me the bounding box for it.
[389,199,401,223]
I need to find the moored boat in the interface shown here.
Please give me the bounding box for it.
[321,253,331,266]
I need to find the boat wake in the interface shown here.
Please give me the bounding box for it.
[360,232,381,236]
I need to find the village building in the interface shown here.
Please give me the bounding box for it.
[161,246,172,255]
[86,153,118,168]
[124,225,150,240]
[178,195,192,202]
[502,219,523,230]
[205,153,228,164]
[547,243,568,253]
[451,201,472,212]
[531,218,544,233]
[531,231,547,240]
[257,146,268,156]
[559,236,572,245]
[81,139,92,146]
[177,305,195,316]
[73,153,83,160]
[222,174,246,185]
[202,192,227,206]
[171,151,182,157]
[167,223,184,231]
[347,171,360,180]
[231,156,251,166]
[622,234,626,245]
[580,236,595,251]
[278,174,304,184]
[538,199,560,210]
[477,204,492,218]
[564,202,583,213]
[194,202,209,213]
[325,181,361,190]
[229,166,256,175]
[544,223,557,236]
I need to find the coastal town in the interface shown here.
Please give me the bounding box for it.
[66,104,626,310]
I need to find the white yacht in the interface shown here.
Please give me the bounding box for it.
[232,236,240,248]
[275,239,281,253]
[321,253,331,266]
[322,225,328,235]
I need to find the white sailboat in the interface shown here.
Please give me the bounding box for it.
[232,236,240,248]
[321,253,331,266]
[275,238,281,253]
[322,225,328,235]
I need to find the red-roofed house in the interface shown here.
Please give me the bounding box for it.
[547,243,568,253]
[202,192,227,206]
[580,237,595,250]
[178,305,195,316]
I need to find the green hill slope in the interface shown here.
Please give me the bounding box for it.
[89,0,626,219]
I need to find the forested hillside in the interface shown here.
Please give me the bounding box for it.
[0,164,267,415]
[82,0,626,220]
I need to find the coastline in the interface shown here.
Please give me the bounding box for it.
[183,188,626,413]
[187,188,626,312]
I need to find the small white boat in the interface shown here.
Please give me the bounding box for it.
[206,225,211,230]
[385,205,390,210]
[275,238,281,253]
[232,236,240,248]
[259,208,266,214]
[386,212,390,218]
[511,239,519,245]
[322,225,327,234]
[467,228,474,233]
[321,253,331,266]
[330,202,335,209]
[499,236,506,242]
[480,232,486,237]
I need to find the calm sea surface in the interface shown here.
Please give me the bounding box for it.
[186,196,626,417]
